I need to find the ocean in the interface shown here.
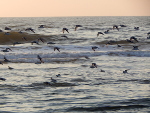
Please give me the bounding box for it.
[0,16,150,113]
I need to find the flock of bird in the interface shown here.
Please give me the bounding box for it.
[0,24,150,83]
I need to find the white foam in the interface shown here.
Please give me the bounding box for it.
[0,44,150,63]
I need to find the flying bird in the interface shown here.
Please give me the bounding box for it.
[38,25,45,28]
[130,36,138,42]
[134,27,139,30]
[38,38,44,43]
[104,30,109,34]
[5,27,11,30]
[100,69,105,72]
[54,47,60,52]
[90,63,97,68]
[0,78,6,81]
[4,56,11,62]
[62,28,69,33]
[8,66,14,70]
[31,40,39,45]
[22,37,27,41]
[56,74,61,77]
[75,25,82,31]
[97,32,104,37]
[132,46,139,50]
[113,25,119,31]
[120,25,127,27]
[25,28,35,33]
[37,55,44,63]
[1,48,12,52]
[117,44,121,47]
[123,69,129,74]
[92,46,98,51]
[0,61,3,65]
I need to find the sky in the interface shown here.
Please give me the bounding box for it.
[0,0,150,17]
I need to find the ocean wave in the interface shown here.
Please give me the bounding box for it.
[0,50,150,63]
[117,79,150,84]
[0,31,60,45]
[27,82,77,88]
[67,105,149,112]
[67,98,150,112]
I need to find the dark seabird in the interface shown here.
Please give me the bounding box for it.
[0,78,6,81]
[1,48,12,52]
[106,41,112,45]
[47,42,56,45]
[126,39,134,43]
[90,63,97,68]
[31,40,39,45]
[38,38,44,43]
[62,28,69,33]
[123,69,129,74]
[132,46,139,50]
[147,36,150,39]
[5,27,11,30]
[75,25,82,31]
[134,27,139,30]
[113,25,119,31]
[104,30,109,34]
[37,55,44,63]
[85,56,90,59]
[117,44,121,47]
[100,69,105,72]
[51,77,57,83]
[92,46,98,51]
[8,66,14,70]
[0,61,3,65]
[130,36,138,42]
[4,56,11,62]
[56,74,61,77]
[147,32,150,35]
[22,37,27,41]
[54,47,60,52]
[38,25,45,28]
[25,28,35,33]
[97,32,104,37]
[120,25,127,27]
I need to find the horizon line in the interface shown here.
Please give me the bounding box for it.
[0,15,150,18]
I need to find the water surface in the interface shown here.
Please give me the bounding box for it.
[0,16,150,113]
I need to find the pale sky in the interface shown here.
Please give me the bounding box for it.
[0,0,150,17]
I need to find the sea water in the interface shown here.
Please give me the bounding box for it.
[0,16,150,113]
